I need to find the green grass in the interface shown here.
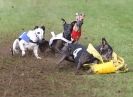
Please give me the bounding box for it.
[0,0,133,97]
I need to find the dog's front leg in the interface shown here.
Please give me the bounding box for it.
[57,55,66,68]
[33,46,42,59]
[75,60,82,74]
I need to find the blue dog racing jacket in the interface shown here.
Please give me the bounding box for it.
[19,32,30,42]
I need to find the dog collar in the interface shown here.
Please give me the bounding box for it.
[29,39,39,45]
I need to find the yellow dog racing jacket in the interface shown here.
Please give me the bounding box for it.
[83,43,128,74]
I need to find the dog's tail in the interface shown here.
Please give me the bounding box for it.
[51,32,56,37]
[10,47,13,56]
[61,18,66,24]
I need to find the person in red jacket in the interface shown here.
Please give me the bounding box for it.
[71,13,85,43]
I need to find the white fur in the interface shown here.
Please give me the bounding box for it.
[12,28,44,59]
[49,32,72,46]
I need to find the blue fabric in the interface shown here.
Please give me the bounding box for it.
[19,32,30,42]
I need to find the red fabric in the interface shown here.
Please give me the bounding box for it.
[71,30,81,42]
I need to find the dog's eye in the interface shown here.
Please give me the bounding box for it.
[37,32,40,34]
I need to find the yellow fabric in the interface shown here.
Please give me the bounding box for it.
[84,43,128,74]
[112,52,128,72]
[90,61,116,74]
[87,43,103,63]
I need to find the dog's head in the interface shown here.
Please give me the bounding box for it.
[34,25,45,41]
[96,38,113,61]
[75,13,85,28]
[61,18,73,40]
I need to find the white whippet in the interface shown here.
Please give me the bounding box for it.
[11,26,45,59]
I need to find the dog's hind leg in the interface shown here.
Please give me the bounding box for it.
[75,61,82,74]
[19,41,26,57]
[12,39,20,55]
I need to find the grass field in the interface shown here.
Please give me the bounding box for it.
[0,0,133,97]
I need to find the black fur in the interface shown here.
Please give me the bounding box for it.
[57,43,97,74]
[50,19,76,53]
[61,18,74,41]
[41,25,45,32]
[34,26,39,29]
[96,38,113,61]
[57,38,113,74]
[38,39,49,52]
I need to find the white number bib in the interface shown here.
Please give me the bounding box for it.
[73,48,82,59]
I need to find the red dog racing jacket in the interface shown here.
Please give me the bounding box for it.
[71,30,81,42]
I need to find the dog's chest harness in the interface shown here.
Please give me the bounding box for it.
[19,32,39,44]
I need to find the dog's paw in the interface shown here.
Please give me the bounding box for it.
[37,57,42,59]
[22,51,26,56]
[75,70,80,75]
[86,69,93,75]
[75,71,83,75]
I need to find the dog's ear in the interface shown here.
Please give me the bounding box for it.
[61,18,66,24]
[71,21,77,27]
[102,37,108,45]
[34,26,39,29]
[81,13,85,17]
[41,25,45,31]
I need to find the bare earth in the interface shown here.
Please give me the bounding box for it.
[0,42,81,97]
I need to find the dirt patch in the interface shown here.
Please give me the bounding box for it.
[0,42,85,97]
[0,42,11,56]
